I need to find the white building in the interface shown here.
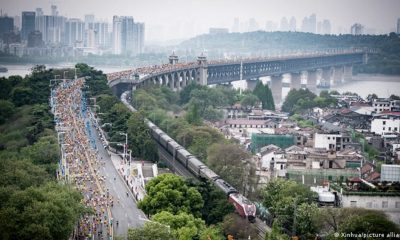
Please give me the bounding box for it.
[314,133,351,151]
[371,117,400,135]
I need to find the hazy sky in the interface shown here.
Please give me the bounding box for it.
[1,0,399,40]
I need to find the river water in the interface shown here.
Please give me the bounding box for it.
[1,63,399,99]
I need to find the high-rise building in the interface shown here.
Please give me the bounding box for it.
[289,17,296,31]
[0,16,14,38]
[322,19,331,34]
[51,5,58,16]
[301,14,317,33]
[35,15,66,44]
[280,17,289,31]
[232,18,239,32]
[248,18,259,32]
[112,16,122,54]
[27,30,43,47]
[13,15,21,31]
[265,21,277,32]
[350,23,364,35]
[36,8,43,17]
[65,18,84,46]
[84,14,95,30]
[112,16,144,55]
[94,21,109,48]
[21,11,36,41]
[397,18,400,34]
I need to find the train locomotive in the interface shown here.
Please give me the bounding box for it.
[146,119,256,222]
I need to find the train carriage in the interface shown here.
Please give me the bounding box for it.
[187,156,205,177]
[199,167,220,181]
[176,148,193,166]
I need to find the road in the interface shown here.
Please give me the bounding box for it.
[90,121,146,238]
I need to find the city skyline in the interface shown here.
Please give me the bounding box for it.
[1,0,399,41]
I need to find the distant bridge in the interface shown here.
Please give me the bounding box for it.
[108,50,367,103]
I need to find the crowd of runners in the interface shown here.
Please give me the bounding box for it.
[52,77,114,240]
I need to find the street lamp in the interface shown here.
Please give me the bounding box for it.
[63,71,68,79]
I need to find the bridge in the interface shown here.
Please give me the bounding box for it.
[108,50,367,103]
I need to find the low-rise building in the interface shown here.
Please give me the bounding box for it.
[371,114,400,135]
[314,132,352,151]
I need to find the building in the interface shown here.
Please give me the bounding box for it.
[35,15,66,44]
[301,14,316,33]
[397,18,400,35]
[94,21,109,48]
[350,23,364,35]
[280,17,289,31]
[21,12,36,41]
[314,132,352,151]
[27,30,43,47]
[372,98,400,113]
[113,16,145,55]
[0,16,14,39]
[209,28,229,34]
[232,18,239,32]
[64,18,84,47]
[321,19,331,34]
[371,115,400,135]
[381,164,400,182]
[289,17,296,31]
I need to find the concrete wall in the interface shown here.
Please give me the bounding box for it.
[341,194,400,224]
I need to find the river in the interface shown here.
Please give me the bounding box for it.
[1,63,399,99]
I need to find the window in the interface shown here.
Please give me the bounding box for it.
[366,202,372,208]
[396,202,400,208]
[328,137,330,140]
[383,127,385,131]
[389,127,392,131]
[395,127,398,131]
[383,121,386,125]
[382,201,388,208]
[350,201,357,207]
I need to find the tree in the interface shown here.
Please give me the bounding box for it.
[152,211,206,240]
[265,221,289,240]
[0,100,14,124]
[294,203,319,238]
[240,94,260,108]
[0,182,86,240]
[138,174,204,217]
[221,213,259,240]
[127,111,158,161]
[253,81,275,110]
[187,180,234,225]
[128,222,174,240]
[11,87,33,107]
[185,102,202,125]
[282,88,317,113]
[199,226,224,240]
[179,82,206,104]
[263,179,316,234]
[390,94,400,100]
[207,143,258,196]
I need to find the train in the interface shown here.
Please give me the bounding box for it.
[121,91,256,222]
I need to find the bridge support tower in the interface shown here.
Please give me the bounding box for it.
[290,72,302,90]
[321,67,333,88]
[246,78,259,91]
[270,75,282,104]
[344,65,353,82]
[333,66,344,85]
[306,70,318,93]
[197,55,208,86]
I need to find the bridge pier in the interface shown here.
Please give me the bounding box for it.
[290,72,302,89]
[197,55,208,86]
[321,67,332,88]
[270,75,282,104]
[344,65,353,82]
[246,78,259,91]
[333,66,344,85]
[306,70,318,93]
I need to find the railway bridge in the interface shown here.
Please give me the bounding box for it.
[108,50,367,103]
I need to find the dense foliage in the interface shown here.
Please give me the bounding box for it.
[0,66,86,240]
[282,89,337,114]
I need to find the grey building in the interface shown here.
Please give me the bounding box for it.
[64,18,84,46]
[21,11,36,41]
[113,16,144,55]
[0,16,14,39]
